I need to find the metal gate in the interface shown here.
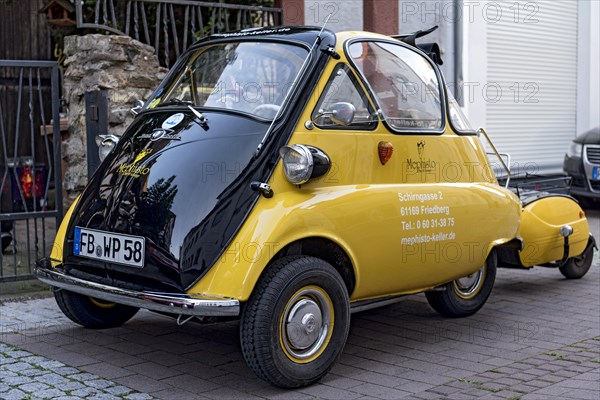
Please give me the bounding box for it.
[0,60,63,282]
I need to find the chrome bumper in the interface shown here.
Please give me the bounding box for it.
[34,260,240,317]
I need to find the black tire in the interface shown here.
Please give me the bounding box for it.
[54,289,139,329]
[1,232,12,253]
[240,256,350,388]
[426,251,497,318]
[559,242,594,279]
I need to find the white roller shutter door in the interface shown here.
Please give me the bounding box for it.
[486,0,578,174]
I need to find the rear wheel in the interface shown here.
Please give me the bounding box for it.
[426,251,497,318]
[559,242,594,279]
[54,289,139,329]
[240,256,350,388]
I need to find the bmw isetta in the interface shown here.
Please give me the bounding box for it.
[36,26,596,388]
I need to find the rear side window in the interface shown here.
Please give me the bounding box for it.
[348,41,443,132]
[312,64,376,129]
[447,91,475,134]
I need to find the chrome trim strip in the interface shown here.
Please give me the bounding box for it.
[350,294,407,314]
[34,263,240,317]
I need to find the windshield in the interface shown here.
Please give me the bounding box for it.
[147,41,309,120]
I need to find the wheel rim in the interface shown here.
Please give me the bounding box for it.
[453,266,486,300]
[88,297,117,309]
[280,285,334,364]
[572,251,588,268]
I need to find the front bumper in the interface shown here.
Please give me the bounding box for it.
[563,147,600,199]
[35,259,240,317]
[569,186,600,200]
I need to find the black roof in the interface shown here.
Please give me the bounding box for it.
[196,26,336,48]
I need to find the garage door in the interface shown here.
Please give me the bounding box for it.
[486,0,578,175]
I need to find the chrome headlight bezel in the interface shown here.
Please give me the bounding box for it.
[279,144,314,185]
[279,144,331,185]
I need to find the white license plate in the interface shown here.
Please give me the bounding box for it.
[73,227,145,267]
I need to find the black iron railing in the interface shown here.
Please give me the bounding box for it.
[75,0,283,67]
[0,60,62,282]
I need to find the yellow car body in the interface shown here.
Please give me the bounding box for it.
[38,27,595,388]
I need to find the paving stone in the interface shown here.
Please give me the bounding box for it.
[396,381,436,393]
[538,374,567,384]
[34,372,70,386]
[352,382,412,399]
[124,393,154,400]
[32,388,67,399]
[61,381,86,391]
[0,357,16,366]
[36,360,65,369]
[88,394,123,400]
[319,373,363,390]
[0,368,19,379]
[427,384,462,395]
[70,387,103,397]
[67,372,98,382]
[2,388,27,400]
[2,376,30,386]
[85,378,115,389]
[0,382,10,393]
[160,374,220,394]
[16,381,50,392]
[4,362,30,372]
[104,385,134,396]
[16,368,46,377]
[52,366,82,375]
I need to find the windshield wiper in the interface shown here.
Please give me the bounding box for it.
[155,98,194,107]
[187,105,209,130]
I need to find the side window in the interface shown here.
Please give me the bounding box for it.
[447,91,475,134]
[348,41,443,131]
[312,64,376,129]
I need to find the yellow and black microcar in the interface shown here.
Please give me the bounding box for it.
[36,26,596,388]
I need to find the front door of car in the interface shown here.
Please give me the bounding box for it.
[289,40,495,300]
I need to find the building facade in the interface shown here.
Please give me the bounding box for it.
[275,0,600,174]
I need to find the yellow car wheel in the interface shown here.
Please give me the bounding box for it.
[54,289,139,329]
[240,256,350,388]
[425,251,497,318]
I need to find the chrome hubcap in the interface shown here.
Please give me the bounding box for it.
[282,288,331,360]
[453,267,484,297]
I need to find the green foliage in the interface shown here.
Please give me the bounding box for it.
[544,351,568,361]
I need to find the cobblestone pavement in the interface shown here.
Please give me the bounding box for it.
[0,211,598,399]
[1,343,152,400]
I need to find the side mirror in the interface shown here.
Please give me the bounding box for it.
[130,99,144,116]
[96,134,120,161]
[317,102,356,126]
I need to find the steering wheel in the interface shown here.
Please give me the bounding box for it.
[252,104,281,119]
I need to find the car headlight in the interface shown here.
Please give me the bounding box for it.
[279,144,330,185]
[95,134,120,162]
[567,142,582,158]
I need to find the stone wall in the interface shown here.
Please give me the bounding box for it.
[62,34,166,207]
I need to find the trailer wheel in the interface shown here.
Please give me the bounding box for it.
[54,289,139,329]
[426,251,497,318]
[559,243,594,279]
[240,256,350,388]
